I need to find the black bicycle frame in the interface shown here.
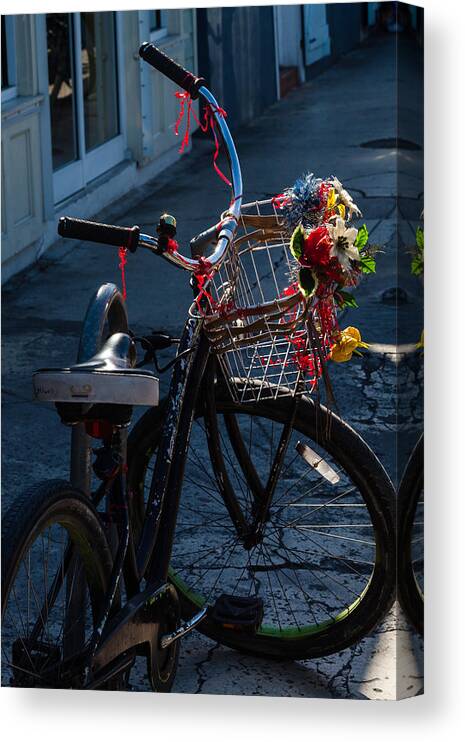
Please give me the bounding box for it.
[135,314,211,584]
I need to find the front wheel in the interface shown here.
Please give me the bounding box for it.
[128,389,395,660]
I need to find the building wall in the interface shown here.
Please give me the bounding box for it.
[196,5,278,130]
[1,9,198,284]
[326,3,362,59]
[2,16,45,276]
[301,2,365,78]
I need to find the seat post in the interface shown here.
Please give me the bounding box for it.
[70,424,92,496]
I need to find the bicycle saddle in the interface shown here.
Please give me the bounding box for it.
[33,333,159,407]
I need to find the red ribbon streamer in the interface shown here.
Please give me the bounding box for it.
[174,91,232,187]
[271,193,291,210]
[118,246,128,300]
[174,91,194,154]
[194,257,214,315]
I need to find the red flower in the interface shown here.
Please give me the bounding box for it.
[302,226,332,268]
[324,256,345,284]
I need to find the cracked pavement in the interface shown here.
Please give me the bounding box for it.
[1,32,423,699]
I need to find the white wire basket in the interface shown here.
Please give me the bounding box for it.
[200,199,334,403]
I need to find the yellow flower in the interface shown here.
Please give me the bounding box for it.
[416,329,424,349]
[330,326,369,363]
[326,188,337,211]
[337,203,346,219]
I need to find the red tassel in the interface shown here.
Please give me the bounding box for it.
[174,91,193,154]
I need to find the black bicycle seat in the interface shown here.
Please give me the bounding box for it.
[71,332,137,372]
[32,333,159,407]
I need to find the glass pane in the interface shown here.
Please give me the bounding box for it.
[81,12,119,152]
[47,14,78,170]
[2,17,9,89]
[149,10,162,32]
[2,16,17,90]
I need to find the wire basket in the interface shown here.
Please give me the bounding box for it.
[199,199,334,403]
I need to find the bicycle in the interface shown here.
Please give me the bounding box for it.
[1,44,395,690]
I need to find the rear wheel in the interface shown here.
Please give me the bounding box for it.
[128,387,395,660]
[1,480,113,688]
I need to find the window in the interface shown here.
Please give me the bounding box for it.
[80,12,119,152]
[148,10,167,41]
[1,15,17,101]
[46,11,125,203]
[46,13,78,170]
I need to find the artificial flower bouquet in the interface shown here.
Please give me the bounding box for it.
[273,172,378,364]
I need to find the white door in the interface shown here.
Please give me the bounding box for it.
[46,12,126,204]
[275,4,305,82]
[303,4,331,66]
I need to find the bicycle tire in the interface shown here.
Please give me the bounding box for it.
[398,436,424,635]
[128,388,395,660]
[1,480,113,688]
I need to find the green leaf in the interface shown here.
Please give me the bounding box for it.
[359,254,376,274]
[335,290,358,309]
[290,224,305,261]
[411,253,424,276]
[411,227,424,276]
[298,267,317,297]
[354,224,369,250]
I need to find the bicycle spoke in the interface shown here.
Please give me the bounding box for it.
[18,557,49,639]
[291,527,375,547]
[261,533,321,625]
[3,602,38,676]
[203,536,242,604]
[186,536,241,596]
[263,526,363,606]
[259,538,303,631]
[267,521,374,597]
[280,486,358,527]
[261,540,283,631]
[215,421,251,505]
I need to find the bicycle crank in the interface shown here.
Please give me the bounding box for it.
[89,582,179,691]
[159,606,208,649]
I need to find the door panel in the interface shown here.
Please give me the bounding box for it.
[303,5,331,66]
[46,13,78,170]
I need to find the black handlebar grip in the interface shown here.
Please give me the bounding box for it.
[190,223,220,258]
[58,217,140,253]
[139,42,205,100]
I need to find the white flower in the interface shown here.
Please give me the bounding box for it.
[327,217,360,269]
[331,177,362,220]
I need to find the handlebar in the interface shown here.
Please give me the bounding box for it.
[139,42,206,100]
[58,217,140,252]
[57,45,243,275]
